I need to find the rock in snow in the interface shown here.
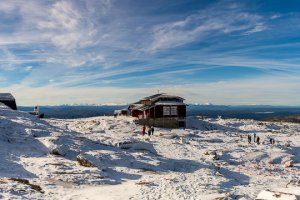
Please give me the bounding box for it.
[256,190,297,200]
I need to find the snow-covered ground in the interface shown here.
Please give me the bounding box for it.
[0,104,299,200]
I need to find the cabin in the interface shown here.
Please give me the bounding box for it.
[0,93,17,110]
[128,93,186,128]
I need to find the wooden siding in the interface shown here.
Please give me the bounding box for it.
[138,118,186,128]
[132,110,143,118]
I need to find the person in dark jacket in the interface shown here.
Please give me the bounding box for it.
[270,138,275,144]
[151,126,154,135]
[256,136,260,145]
[142,125,145,136]
[248,135,251,144]
[147,127,151,136]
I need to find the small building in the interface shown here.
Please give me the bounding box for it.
[0,93,17,110]
[29,106,45,118]
[114,109,128,116]
[128,93,186,128]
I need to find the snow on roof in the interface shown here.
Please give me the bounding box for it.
[155,101,186,106]
[142,93,185,101]
[152,94,184,101]
[0,93,15,100]
[130,104,144,109]
[139,105,152,111]
[142,93,166,100]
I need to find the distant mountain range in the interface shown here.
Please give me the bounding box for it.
[18,105,300,121]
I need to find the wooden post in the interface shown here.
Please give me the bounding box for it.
[154,106,156,127]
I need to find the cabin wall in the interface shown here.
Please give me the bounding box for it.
[178,105,186,117]
[131,110,143,118]
[138,118,185,128]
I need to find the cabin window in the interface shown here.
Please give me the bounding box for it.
[171,106,178,115]
[163,106,170,115]
[163,106,178,116]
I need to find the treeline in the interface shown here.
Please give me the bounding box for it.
[265,115,300,123]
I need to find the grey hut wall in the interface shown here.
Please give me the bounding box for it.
[0,100,17,110]
[0,93,17,110]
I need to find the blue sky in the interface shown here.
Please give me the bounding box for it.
[0,0,300,105]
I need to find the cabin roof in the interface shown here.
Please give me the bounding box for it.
[0,93,15,101]
[139,105,152,111]
[142,93,166,100]
[129,93,186,109]
[132,104,153,111]
[129,103,144,109]
[142,93,185,101]
[155,101,186,106]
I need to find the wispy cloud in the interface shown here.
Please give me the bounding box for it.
[37,1,96,50]
[149,2,266,51]
[0,0,110,68]
[24,66,33,72]
[0,48,20,71]
[270,14,281,20]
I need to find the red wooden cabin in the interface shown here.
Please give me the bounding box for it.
[128,93,186,128]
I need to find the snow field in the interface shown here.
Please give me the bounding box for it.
[0,104,299,199]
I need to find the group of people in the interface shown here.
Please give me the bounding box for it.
[247,133,260,144]
[247,133,276,145]
[142,125,154,136]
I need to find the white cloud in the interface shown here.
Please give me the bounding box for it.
[0,48,19,71]
[25,66,33,72]
[49,1,81,30]
[0,0,111,70]
[270,14,281,20]
[193,56,300,72]
[149,3,266,51]
[35,1,97,50]
[243,23,266,35]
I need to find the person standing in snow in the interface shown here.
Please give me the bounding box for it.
[248,135,251,144]
[256,136,260,145]
[142,125,146,136]
[151,126,154,135]
[270,138,275,145]
[147,126,151,136]
[254,133,256,142]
